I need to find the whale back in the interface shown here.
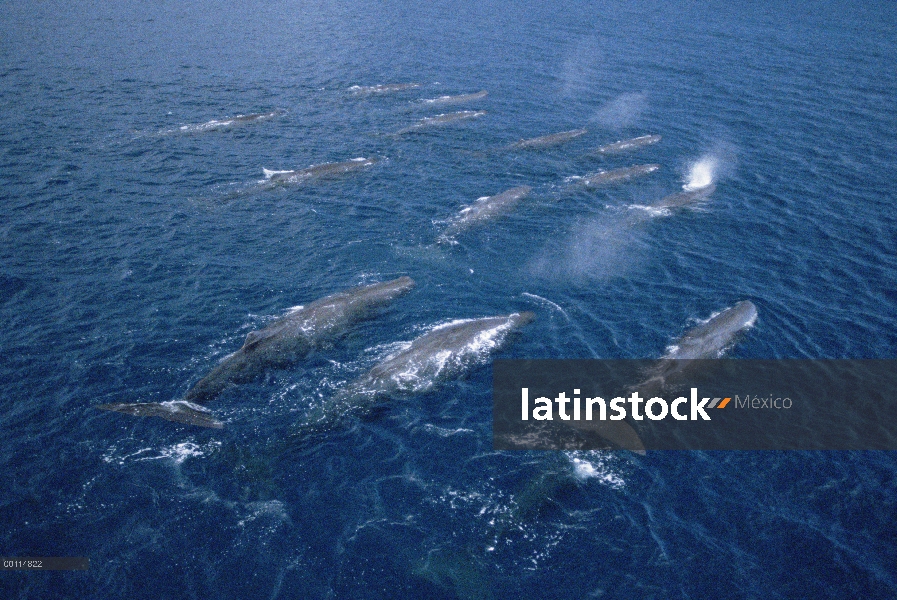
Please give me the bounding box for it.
[365,312,535,394]
[305,312,535,429]
[99,278,416,426]
[666,300,758,360]
[654,183,716,209]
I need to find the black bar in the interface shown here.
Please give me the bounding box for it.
[1,557,89,571]
[494,359,897,450]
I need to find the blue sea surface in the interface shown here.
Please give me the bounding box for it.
[1,0,896,597]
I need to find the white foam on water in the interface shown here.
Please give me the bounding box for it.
[146,441,221,464]
[430,484,511,518]
[521,293,570,321]
[180,119,233,132]
[428,317,478,332]
[158,442,208,464]
[102,446,155,465]
[567,453,625,488]
[263,168,294,179]
[366,340,414,361]
[426,480,569,568]
[629,204,671,218]
[103,440,221,466]
[422,424,475,437]
[236,499,290,528]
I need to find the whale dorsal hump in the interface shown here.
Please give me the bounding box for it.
[242,329,276,350]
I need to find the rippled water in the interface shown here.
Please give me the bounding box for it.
[2,1,896,598]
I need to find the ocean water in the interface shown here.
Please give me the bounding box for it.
[1,0,896,597]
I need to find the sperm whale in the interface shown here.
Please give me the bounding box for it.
[581,164,660,186]
[437,185,532,244]
[261,157,377,184]
[97,278,416,428]
[395,111,487,135]
[349,83,421,94]
[651,183,716,209]
[420,91,488,105]
[306,312,536,427]
[509,128,587,149]
[635,299,759,399]
[595,134,661,154]
[175,110,284,133]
